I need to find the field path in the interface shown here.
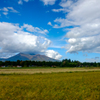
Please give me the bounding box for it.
[0,68,100,74]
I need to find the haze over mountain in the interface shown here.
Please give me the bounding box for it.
[0,53,59,62]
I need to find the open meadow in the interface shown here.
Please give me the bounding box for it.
[0,67,100,74]
[0,68,100,100]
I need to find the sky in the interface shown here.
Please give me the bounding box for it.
[0,0,100,62]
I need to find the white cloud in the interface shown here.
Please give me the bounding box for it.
[0,7,19,16]
[18,0,23,4]
[40,0,56,5]
[7,7,19,13]
[52,8,67,13]
[65,35,100,53]
[45,50,62,59]
[22,24,48,34]
[2,7,8,12]
[3,12,8,15]
[53,0,100,54]
[18,0,31,5]
[52,0,73,13]
[47,22,52,26]
[0,22,49,54]
[54,0,100,27]
[0,22,62,59]
[60,0,73,8]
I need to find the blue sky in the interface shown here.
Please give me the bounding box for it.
[0,0,100,62]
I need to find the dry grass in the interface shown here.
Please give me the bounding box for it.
[0,67,100,74]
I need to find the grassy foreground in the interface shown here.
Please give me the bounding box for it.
[0,71,100,100]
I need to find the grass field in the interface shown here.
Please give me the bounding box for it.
[0,67,100,74]
[0,71,100,100]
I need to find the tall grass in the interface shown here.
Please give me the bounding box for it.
[0,72,100,100]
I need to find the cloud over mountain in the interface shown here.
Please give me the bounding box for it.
[0,22,62,59]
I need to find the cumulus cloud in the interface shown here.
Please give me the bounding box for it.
[0,7,19,16]
[52,0,73,13]
[65,35,100,53]
[53,0,100,54]
[54,0,100,27]
[0,22,62,59]
[60,0,73,8]
[40,0,56,5]
[45,50,62,59]
[0,22,50,54]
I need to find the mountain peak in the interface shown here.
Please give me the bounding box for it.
[0,53,59,62]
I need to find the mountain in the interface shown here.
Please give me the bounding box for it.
[0,53,59,62]
[0,58,6,62]
[7,53,30,61]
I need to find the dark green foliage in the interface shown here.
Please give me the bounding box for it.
[0,58,100,67]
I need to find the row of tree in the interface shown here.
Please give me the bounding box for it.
[0,59,100,67]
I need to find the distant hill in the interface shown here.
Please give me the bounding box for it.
[0,53,59,62]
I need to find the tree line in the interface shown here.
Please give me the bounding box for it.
[0,59,100,67]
